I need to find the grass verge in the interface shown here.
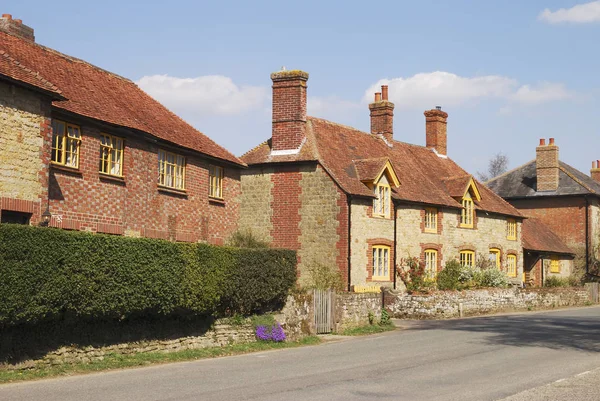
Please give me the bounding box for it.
[0,336,321,385]
[340,323,396,336]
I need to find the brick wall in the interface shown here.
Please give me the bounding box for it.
[0,81,50,224]
[45,114,240,244]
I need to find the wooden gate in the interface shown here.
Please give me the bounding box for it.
[313,289,335,334]
[586,282,599,303]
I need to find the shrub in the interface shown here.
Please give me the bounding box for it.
[544,276,576,287]
[398,257,436,292]
[227,229,270,249]
[478,268,509,288]
[379,309,391,326]
[0,225,296,328]
[302,262,344,291]
[436,260,466,290]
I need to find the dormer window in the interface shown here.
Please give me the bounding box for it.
[374,183,390,218]
[461,192,474,227]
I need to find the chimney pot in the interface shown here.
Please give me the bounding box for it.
[549,138,555,145]
[436,106,442,110]
[593,161,598,169]
[539,138,546,146]
[2,14,12,19]
[369,90,394,142]
[14,19,21,24]
[536,137,559,191]
[381,85,388,101]
[0,14,35,42]
[374,92,382,102]
[591,160,600,182]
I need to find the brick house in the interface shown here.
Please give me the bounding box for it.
[0,15,244,244]
[240,69,526,290]
[487,138,600,283]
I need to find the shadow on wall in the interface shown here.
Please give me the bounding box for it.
[401,310,600,353]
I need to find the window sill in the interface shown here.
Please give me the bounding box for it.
[99,173,126,184]
[459,225,474,229]
[369,279,392,283]
[209,197,226,205]
[507,237,517,241]
[158,186,187,197]
[51,163,82,176]
[424,229,438,234]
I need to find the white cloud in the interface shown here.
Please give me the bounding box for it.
[364,72,575,111]
[510,82,574,104]
[363,72,516,110]
[539,1,600,24]
[307,95,361,117]
[136,74,268,116]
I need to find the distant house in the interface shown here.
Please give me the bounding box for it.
[0,14,244,244]
[240,69,525,290]
[487,138,600,283]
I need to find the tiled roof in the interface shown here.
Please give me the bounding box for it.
[242,116,523,217]
[353,158,389,182]
[442,175,473,198]
[0,32,244,166]
[522,218,574,255]
[0,49,63,98]
[487,160,600,198]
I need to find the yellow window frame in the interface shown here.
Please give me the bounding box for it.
[424,207,438,233]
[459,250,475,267]
[372,245,390,281]
[99,134,124,177]
[506,254,517,277]
[51,120,81,169]
[550,257,561,273]
[424,249,438,279]
[507,218,517,240]
[158,149,186,190]
[373,183,391,218]
[209,165,224,199]
[489,248,501,269]
[460,193,474,228]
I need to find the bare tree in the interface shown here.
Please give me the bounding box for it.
[477,153,508,182]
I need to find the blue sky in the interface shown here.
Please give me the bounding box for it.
[6,1,600,176]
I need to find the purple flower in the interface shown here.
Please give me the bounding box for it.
[255,325,272,341]
[271,323,286,342]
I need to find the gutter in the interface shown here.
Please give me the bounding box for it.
[347,195,352,292]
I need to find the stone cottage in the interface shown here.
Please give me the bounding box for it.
[0,14,245,244]
[240,69,526,290]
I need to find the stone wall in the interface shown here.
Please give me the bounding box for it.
[385,287,591,319]
[335,292,383,331]
[239,167,274,243]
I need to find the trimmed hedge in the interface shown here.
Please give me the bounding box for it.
[0,224,296,327]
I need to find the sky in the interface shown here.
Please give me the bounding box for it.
[5,1,600,176]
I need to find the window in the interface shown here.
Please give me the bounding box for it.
[506,254,517,277]
[550,257,561,273]
[489,248,501,269]
[424,249,438,279]
[209,165,224,199]
[460,193,474,227]
[372,246,390,280]
[373,183,390,218]
[507,219,517,240]
[99,134,124,176]
[424,208,437,233]
[459,250,475,267]
[1,210,31,225]
[51,120,81,168]
[158,150,185,190]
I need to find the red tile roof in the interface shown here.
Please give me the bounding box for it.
[0,32,244,166]
[242,116,523,217]
[0,49,62,97]
[522,218,573,255]
[353,158,389,182]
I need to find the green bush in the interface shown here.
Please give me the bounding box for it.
[0,225,296,328]
[436,260,465,290]
[302,262,344,291]
[544,276,576,287]
[478,267,509,288]
[398,257,436,292]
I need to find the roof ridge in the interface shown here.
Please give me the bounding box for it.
[486,159,535,184]
[0,32,132,83]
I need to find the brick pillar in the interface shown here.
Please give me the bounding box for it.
[424,107,448,156]
[271,69,309,152]
[369,85,394,143]
[591,161,600,183]
[0,14,35,43]
[536,138,559,192]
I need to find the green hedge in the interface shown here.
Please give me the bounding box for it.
[0,225,296,327]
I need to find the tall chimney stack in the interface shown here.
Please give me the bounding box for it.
[591,160,600,183]
[270,69,309,152]
[0,14,35,43]
[369,85,394,143]
[424,106,448,156]
[536,138,559,192]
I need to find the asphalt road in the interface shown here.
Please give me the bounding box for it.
[1,307,600,401]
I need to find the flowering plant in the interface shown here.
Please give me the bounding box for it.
[255,323,286,342]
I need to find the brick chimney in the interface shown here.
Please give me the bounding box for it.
[0,14,35,43]
[591,161,600,183]
[270,69,309,153]
[424,106,448,156]
[369,85,394,142]
[536,138,559,192]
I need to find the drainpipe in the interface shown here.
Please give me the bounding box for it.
[585,195,590,276]
[347,195,352,292]
[393,202,397,290]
